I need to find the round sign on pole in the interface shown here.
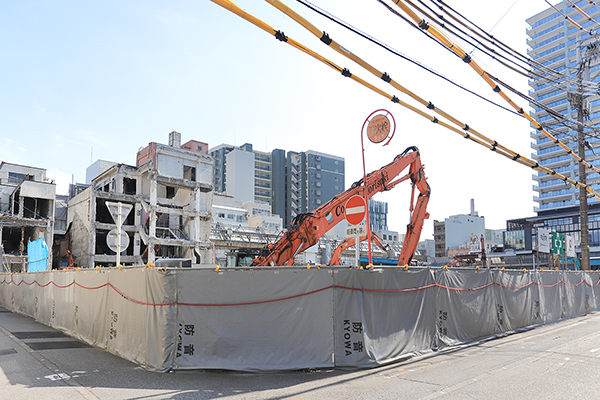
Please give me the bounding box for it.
[107,229,130,253]
[367,114,391,143]
[345,195,367,225]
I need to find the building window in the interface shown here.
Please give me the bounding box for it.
[123,178,136,195]
[184,166,196,182]
[166,186,176,199]
[316,182,321,188]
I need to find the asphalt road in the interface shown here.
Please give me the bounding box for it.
[1,307,600,399]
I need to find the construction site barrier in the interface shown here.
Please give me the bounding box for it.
[1,267,599,372]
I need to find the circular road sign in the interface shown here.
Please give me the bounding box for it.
[367,114,391,143]
[345,195,367,225]
[107,229,130,253]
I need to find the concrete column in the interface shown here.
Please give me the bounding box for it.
[194,188,201,242]
[18,195,24,218]
[90,192,97,269]
[149,177,157,264]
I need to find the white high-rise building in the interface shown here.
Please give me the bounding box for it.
[527,2,600,211]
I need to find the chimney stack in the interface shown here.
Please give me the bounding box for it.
[169,131,181,148]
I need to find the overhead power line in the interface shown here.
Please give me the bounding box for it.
[209,0,600,202]
[387,0,600,179]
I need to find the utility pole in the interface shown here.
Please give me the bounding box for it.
[569,35,598,270]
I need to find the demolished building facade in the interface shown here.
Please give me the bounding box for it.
[68,132,214,268]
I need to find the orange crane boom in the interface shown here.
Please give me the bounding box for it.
[251,147,431,267]
[328,231,394,266]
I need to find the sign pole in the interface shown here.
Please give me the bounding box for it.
[360,134,373,266]
[355,234,360,267]
[361,109,395,267]
[116,202,122,268]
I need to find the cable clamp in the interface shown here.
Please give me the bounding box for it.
[518,108,524,114]
[465,133,470,139]
[320,31,332,45]
[462,54,471,63]
[342,68,352,77]
[491,141,498,152]
[391,95,400,103]
[432,117,438,124]
[418,19,429,30]
[463,124,470,131]
[493,85,501,93]
[531,163,539,169]
[537,125,544,131]
[275,30,288,42]
[382,72,391,83]
[512,154,520,161]
[427,101,435,110]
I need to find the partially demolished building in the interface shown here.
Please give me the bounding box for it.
[0,162,56,272]
[68,132,214,268]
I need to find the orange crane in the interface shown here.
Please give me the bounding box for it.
[328,231,394,266]
[250,147,430,267]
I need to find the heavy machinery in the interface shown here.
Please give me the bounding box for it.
[251,146,430,266]
[328,231,394,266]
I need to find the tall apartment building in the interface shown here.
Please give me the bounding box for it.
[210,143,272,205]
[525,2,600,264]
[527,2,600,212]
[271,149,344,228]
[211,144,345,228]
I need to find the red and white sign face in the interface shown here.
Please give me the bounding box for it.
[345,195,366,225]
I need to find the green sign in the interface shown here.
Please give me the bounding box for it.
[553,232,564,255]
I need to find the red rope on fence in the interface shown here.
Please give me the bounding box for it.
[1,272,600,307]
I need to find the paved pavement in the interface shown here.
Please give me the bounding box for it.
[1,306,600,399]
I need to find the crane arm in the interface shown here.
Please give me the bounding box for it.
[251,147,428,267]
[328,231,393,266]
[397,158,431,266]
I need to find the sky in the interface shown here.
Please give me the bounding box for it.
[0,0,553,240]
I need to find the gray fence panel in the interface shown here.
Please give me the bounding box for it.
[174,269,334,371]
[435,269,499,348]
[560,271,595,318]
[68,269,110,347]
[47,271,77,332]
[33,272,53,324]
[536,270,563,324]
[593,273,600,311]
[333,268,436,367]
[105,268,176,371]
[495,270,540,331]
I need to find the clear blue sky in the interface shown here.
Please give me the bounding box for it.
[0,0,551,239]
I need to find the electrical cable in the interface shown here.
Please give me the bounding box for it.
[210,0,600,201]
[567,0,600,27]
[387,0,600,178]
[543,0,593,34]
[293,0,520,116]
[431,0,600,91]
